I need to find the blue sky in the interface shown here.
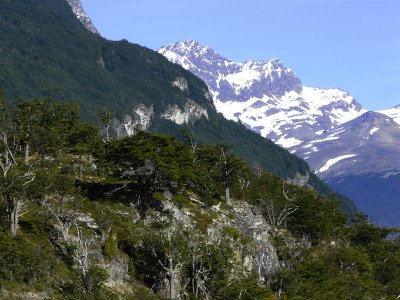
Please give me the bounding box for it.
[81,0,400,110]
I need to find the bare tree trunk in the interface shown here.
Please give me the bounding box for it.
[225,187,231,206]
[169,257,176,300]
[73,225,94,293]
[104,124,110,142]
[10,199,23,238]
[11,209,19,238]
[192,250,196,295]
[24,143,29,164]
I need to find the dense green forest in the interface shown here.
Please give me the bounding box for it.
[0,97,399,299]
[0,0,357,217]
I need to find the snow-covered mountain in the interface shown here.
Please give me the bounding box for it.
[296,111,400,178]
[159,40,400,226]
[379,104,400,125]
[159,41,366,149]
[66,0,99,34]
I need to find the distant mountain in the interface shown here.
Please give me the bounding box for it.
[159,41,366,148]
[300,111,400,226]
[159,40,400,226]
[297,111,400,178]
[66,0,99,34]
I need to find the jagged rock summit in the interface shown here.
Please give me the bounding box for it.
[66,0,99,34]
[159,40,366,149]
[160,40,302,102]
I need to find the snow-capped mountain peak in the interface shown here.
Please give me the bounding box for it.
[159,41,303,103]
[159,40,366,149]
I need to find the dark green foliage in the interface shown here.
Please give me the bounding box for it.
[13,99,89,157]
[1,98,399,298]
[244,172,347,242]
[0,0,211,120]
[216,274,272,300]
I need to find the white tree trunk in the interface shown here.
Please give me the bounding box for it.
[24,143,29,164]
[225,187,231,206]
[10,199,23,237]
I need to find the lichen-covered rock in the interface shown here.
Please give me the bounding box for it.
[104,256,130,287]
[143,197,279,298]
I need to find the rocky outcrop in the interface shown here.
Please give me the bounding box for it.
[172,77,189,92]
[161,99,208,125]
[65,0,99,34]
[230,202,280,278]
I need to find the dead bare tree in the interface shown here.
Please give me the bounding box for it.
[261,183,299,227]
[188,235,211,299]
[0,130,36,237]
[43,195,78,244]
[150,228,189,300]
[251,163,263,178]
[72,225,97,293]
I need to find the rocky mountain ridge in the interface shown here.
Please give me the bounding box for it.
[159,41,368,149]
[66,0,99,34]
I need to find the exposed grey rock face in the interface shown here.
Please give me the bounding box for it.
[66,0,99,34]
[172,77,189,92]
[108,104,154,138]
[142,198,280,298]
[161,99,209,125]
[104,256,130,287]
[231,202,279,278]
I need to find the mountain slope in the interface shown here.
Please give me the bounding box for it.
[0,0,356,217]
[299,111,400,226]
[296,111,400,178]
[1,103,398,299]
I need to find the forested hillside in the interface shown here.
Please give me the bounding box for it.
[0,0,357,217]
[0,98,399,299]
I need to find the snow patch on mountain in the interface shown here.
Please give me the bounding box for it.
[317,154,357,173]
[379,105,400,125]
[369,127,379,135]
[158,40,400,179]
